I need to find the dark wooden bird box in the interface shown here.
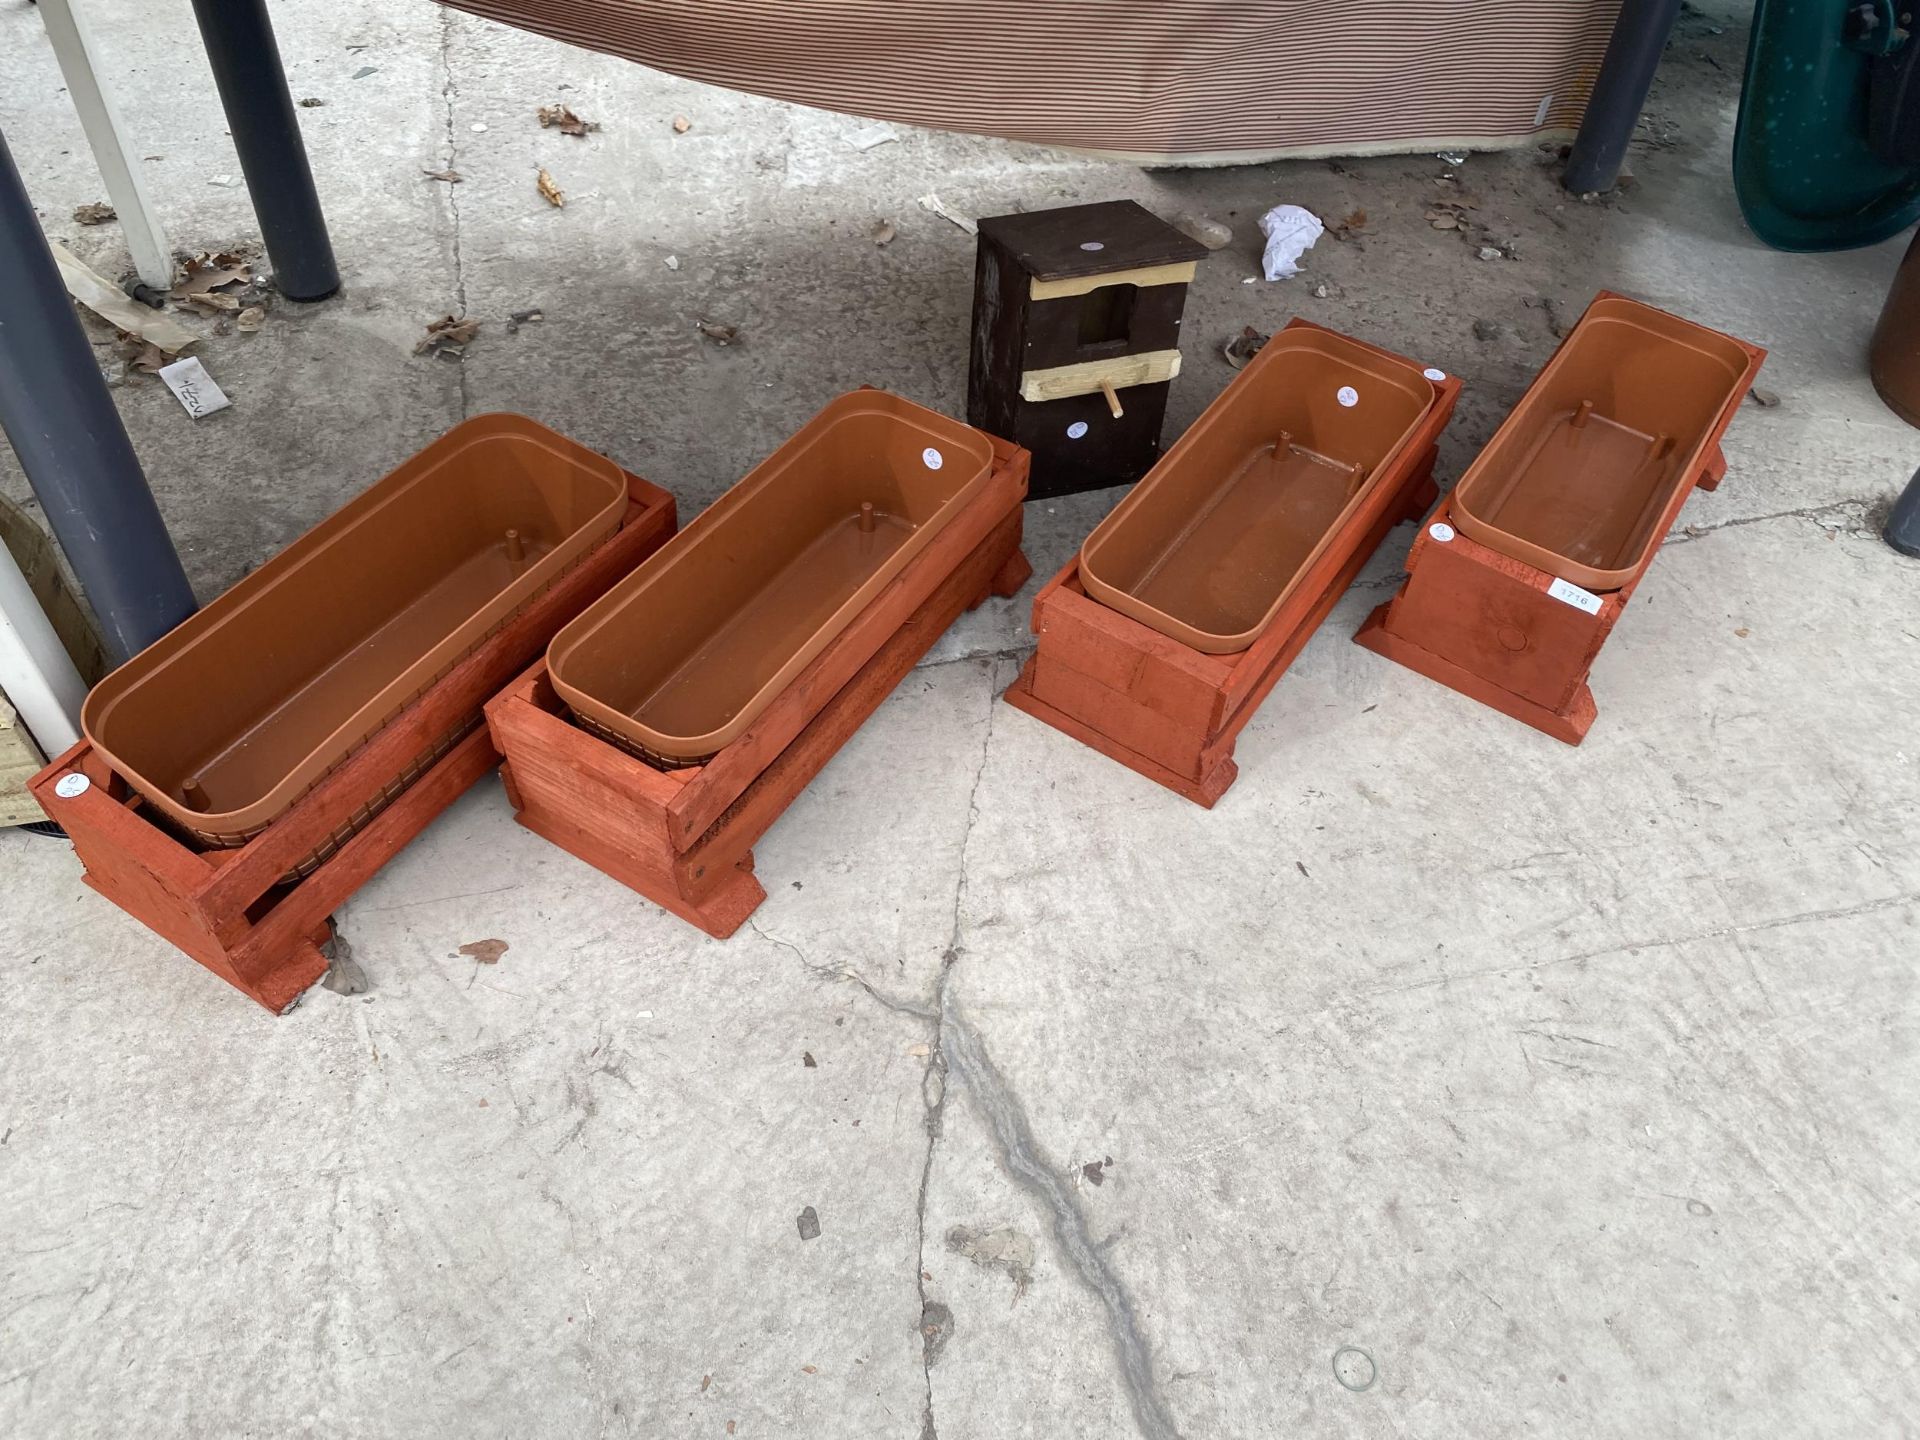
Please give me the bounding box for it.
[967,200,1207,500]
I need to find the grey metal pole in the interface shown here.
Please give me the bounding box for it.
[0,127,197,663]
[188,0,341,302]
[1563,0,1682,194]
[1888,466,1920,557]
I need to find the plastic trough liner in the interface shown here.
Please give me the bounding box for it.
[549,389,997,767]
[82,414,630,870]
[1078,326,1438,655]
[1447,296,1756,590]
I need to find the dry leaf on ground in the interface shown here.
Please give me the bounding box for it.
[870,219,896,246]
[537,168,565,207]
[118,335,171,372]
[421,168,464,183]
[695,318,738,345]
[236,306,265,333]
[415,314,479,356]
[185,292,241,313]
[538,103,599,137]
[73,202,116,226]
[671,114,691,133]
[172,251,252,299]
[457,938,509,965]
[1223,325,1269,370]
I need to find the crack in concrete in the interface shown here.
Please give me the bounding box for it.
[1663,496,1880,546]
[914,643,1033,674]
[756,659,1177,1438]
[434,9,471,419]
[913,657,1001,1440]
[946,659,1001,950]
[926,658,1181,1439]
[1367,888,1920,1001]
[914,956,958,1440]
[939,999,1183,1440]
[746,920,933,1019]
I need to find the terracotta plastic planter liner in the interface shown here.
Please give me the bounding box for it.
[490,434,1031,937]
[31,469,678,1012]
[1355,292,1765,744]
[1079,326,1437,653]
[1004,319,1460,805]
[1448,296,1757,591]
[81,414,628,865]
[549,390,997,766]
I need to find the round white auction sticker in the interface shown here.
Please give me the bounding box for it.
[922,447,943,470]
[1066,421,1089,439]
[1337,385,1359,407]
[54,773,90,799]
[1429,522,1456,543]
[1423,367,1447,382]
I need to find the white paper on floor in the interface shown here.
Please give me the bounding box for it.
[157,356,232,419]
[1258,203,1324,280]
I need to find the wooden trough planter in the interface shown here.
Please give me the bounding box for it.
[1004,319,1461,805]
[487,402,1032,938]
[31,425,677,1012]
[1354,292,1765,744]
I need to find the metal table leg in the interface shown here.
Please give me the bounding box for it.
[37,0,175,293]
[1563,0,1682,194]
[0,128,198,663]
[188,0,341,302]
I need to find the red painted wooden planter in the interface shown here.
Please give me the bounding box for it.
[1354,293,1766,744]
[486,438,1031,937]
[1003,321,1461,805]
[30,471,677,1012]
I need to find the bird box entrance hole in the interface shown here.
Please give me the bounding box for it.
[1077,284,1138,352]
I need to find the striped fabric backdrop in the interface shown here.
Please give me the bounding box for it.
[438,0,1624,162]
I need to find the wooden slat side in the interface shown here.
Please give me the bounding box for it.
[1035,581,1225,731]
[492,691,685,851]
[1027,651,1211,779]
[228,727,499,994]
[1384,512,1624,714]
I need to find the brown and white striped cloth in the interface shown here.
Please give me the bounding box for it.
[439,0,1622,162]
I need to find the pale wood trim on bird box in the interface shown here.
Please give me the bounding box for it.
[1027,261,1197,301]
[1018,349,1181,402]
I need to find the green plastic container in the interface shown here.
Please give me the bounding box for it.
[1733,0,1920,251]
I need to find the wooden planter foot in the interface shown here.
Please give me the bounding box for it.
[1003,658,1238,806]
[1353,604,1597,744]
[983,545,1034,603]
[488,439,1032,938]
[507,795,768,938]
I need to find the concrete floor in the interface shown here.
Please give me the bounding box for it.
[4,2,1919,1436]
